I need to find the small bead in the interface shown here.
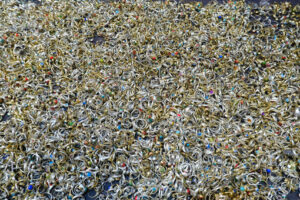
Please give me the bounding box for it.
[50,56,54,60]
[266,169,271,174]
[152,187,156,192]
[87,172,92,177]
[218,16,222,19]
[186,143,190,147]
[219,55,223,58]
[133,50,137,55]
[197,132,202,136]
[83,101,87,105]
[28,185,33,190]
[151,56,156,60]
[209,90,213,94]
[240,186,245,191]
[285,98,289,103]
[40,62,44,66]
[171,53,175,56]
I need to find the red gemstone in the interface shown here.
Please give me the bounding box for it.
[15,33,19,37]
[234,60,239,64]
[54,99,58,104]
[175,52,179,55]
[25,77,28,81]
[122,163,126,167]
[133,50,136,55]
[50,56,54,60]
[152,57,156,60]
[282,56,286,60]
[187,189,190,194]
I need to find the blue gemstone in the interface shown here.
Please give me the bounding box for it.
[285,98,289,103]
[83,101,87,105]
[49,161,53,165]
[116,10,119,14]
[118,125,121,130]
[87,172,92,177]
[40,62,44,66]
[171,53,175,56]
[205,96,209,99]
[207,144,210,149]
[28,185,33,190]
[198,132,202,136]
[219,55,223,58]
[186,143,190,147]
[240,186,245,191]
[152,187,156,192]
[104,182,111,191]
[218,16,222,19]
[266,169,271,173]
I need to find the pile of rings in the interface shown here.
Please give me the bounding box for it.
[0,0,299,199]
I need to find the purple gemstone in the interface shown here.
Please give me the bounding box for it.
[209,90,213,94]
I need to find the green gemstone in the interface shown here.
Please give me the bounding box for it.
[68,122,74,126]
